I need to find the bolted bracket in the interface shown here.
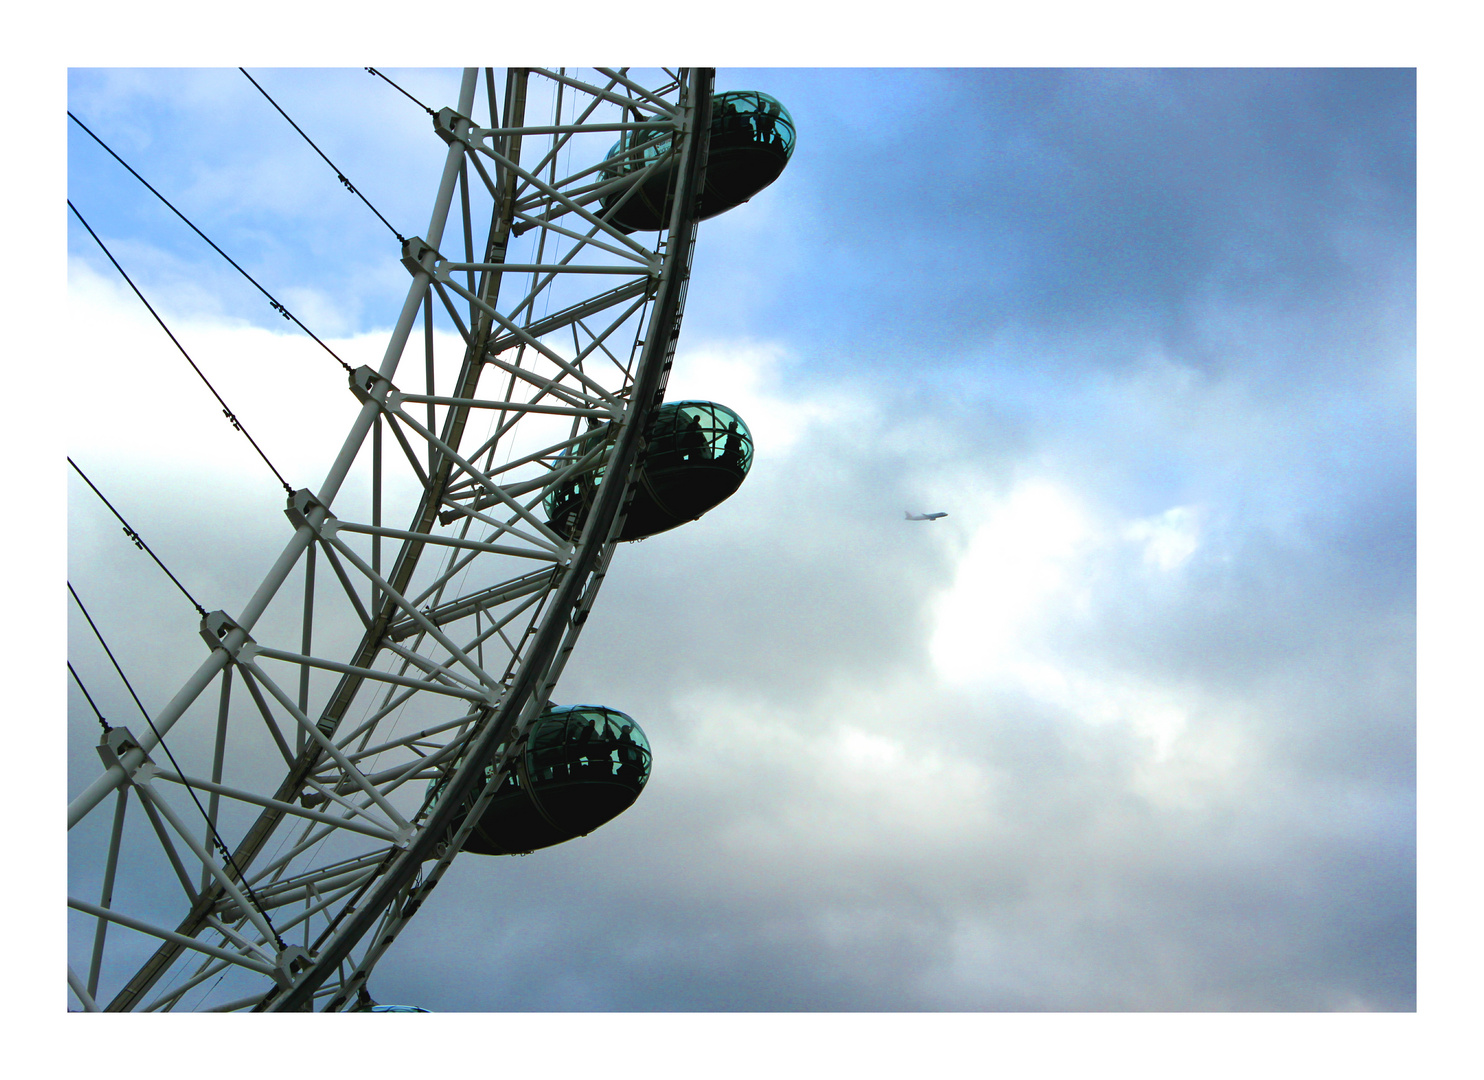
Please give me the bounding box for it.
[432,107,472,146]
[273,945,313,988]
[97,726,147,778]
[400,235,439,278]
[200,611,251,657]
[348,365,393,408]
[285,488,331,533]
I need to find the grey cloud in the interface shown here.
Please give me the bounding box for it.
[67,68,1413,1014]
[693,69,1414,375]
[68,351,1413,1011]
[362,380,1412,1011]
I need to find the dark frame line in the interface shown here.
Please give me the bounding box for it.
[67,200,294,496]
[239,68,407,244]
[66,110,354,374]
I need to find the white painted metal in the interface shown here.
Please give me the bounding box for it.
[68,66,714,1011]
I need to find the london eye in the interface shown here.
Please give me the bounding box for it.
[66,67,793,1012]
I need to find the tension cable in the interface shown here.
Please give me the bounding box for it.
[67,111,354,374]
[366,67,436,118]
[240,68,406,244]
[68,457,210,616]
[68,582,289,952]
[67,201,294,497]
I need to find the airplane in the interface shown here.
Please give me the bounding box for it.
[905,511,947,521]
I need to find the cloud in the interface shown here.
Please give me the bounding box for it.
[65,68,1414,1015]
[692,69,1414,381]
[66,305,1413,1012]
[382,327,1410,1011]
[1126,504,1201,571]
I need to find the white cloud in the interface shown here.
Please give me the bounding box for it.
[60,65,1415,1013]
[66,255,461,495]
[930,477,1094,676]
[665,339,854,457]
[922,476,1248,787]
[65,317,1412,1011]
[1125,505,1201,571]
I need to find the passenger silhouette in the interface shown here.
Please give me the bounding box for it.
[756,110,776,146]
[713,97,741,141]
[572,721,595,762]
[720,420,744,470]
[679,414,707,462]
[617,743,644,781]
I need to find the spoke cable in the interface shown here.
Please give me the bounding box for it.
[67,201,294,497]
[68,581,288,952]
[365,68,436,118]
[239,69,406,244]
[66,111,354,374]
[69,661,113,733]
[69,457,209,617]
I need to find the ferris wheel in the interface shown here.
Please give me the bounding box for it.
[66,67,796,1012]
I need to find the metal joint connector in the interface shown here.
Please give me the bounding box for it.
[432,107,471,145]
[273,945,313,987]
[199,610,250,655]
[284,488,329,532]
[400,236,439,277]
[96,726,146,776]
[348,365,392,406]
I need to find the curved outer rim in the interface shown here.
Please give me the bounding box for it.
[85,70,492,1013]
[264,68,716,1012]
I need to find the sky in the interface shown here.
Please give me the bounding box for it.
[45,52,1454,1066]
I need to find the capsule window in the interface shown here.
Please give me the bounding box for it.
[647,402,753,475]
[711,91,795,160]
[604,91,794,180]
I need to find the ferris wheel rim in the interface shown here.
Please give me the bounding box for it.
[265,68,716,1012]
[68,67,716,1013]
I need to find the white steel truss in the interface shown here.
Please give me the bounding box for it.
[68,67,716,1012]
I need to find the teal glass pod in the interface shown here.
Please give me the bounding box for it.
[430,705,651,856]
[544,401,753,542]
[600,90,795,233]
